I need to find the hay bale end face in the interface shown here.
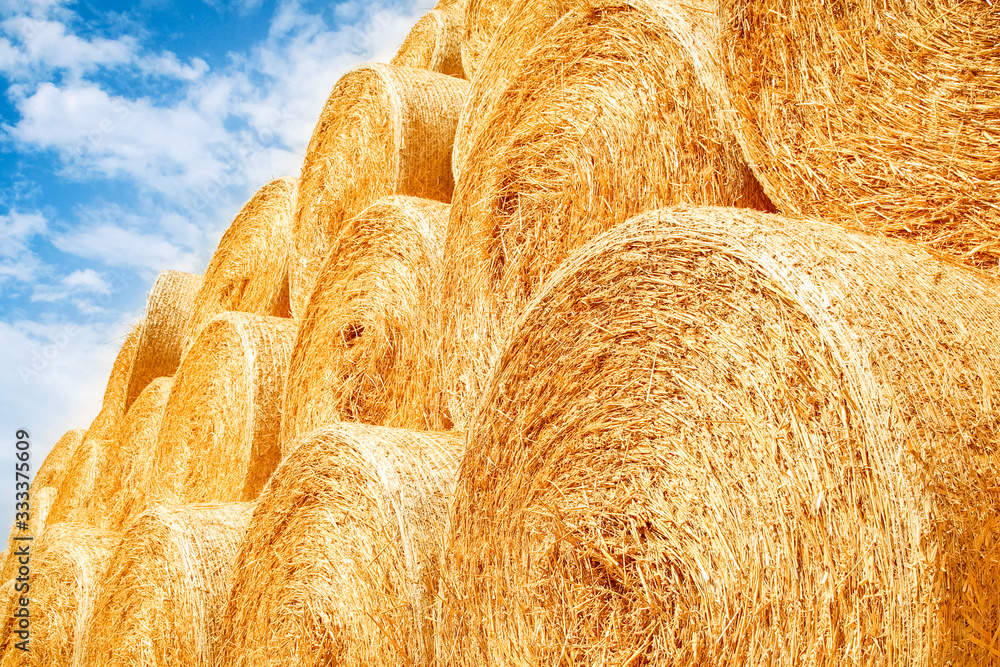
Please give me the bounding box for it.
[92,376,173,532]
[292,63,469,317]
[282,196,451,444]
[79,503,253,667]
[45,436,103,528]
[440,206,1000,665]
[218,424,463,667]
[186,177,296,347]
[441,0,771,427]
[24,523,116,667]
[392,7,465,78]
[152,312,295,505]
[720,0,1000,271]
[125,271,203,411]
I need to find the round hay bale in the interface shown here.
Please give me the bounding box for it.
[282,196,451,446]
[185,178,296,348]
[0,485,57,595]
[217,424,463,667]
[83,325,142,445]
[459,0,517,78]
[440,205,1000,665]
[31,428,85,493]
[291,63,469,317]
[441,0,772,427]
[391,7,465,78]
[125,270,203,411]
[0,579,19,665]
[44,437,102,527]
[719,0,1000,271]
[78,502,253,667]
[151,313,295,505]
[20,523,116,667]
[91,376,173,532]
[451,0,575,180]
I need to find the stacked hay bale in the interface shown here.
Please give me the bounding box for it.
[291,63,468,316]
[440,0,772,426]
[90,377,173,532]
[79,324,141,447]
[150,313,295,506]
[5,524,116,667]
[282,196,451,445]
[392,5,465,78]
[78,503,253,667]
[185,178,296,347]
[719,0,1000,271]
[125,270,203,410]
[217,424,462,667]
[439,206,1000,665]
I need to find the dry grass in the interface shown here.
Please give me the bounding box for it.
[459,0,517,77]
[151,313,295,506]
[45,437,102,528]
[291,63,469,316]
[217,424,462,667]
[30,429,85,494]
[451,0,575,180]
[125,271,203,411]
[282,196,451,447]
[13,523,116,667]
[719,0,1000,272]
[392,5,465,78]
[440,0,772,427]
[78,502,254,667]
[186,178,296,347]
[91,376,173,533]
[440,205,1000,665]
[78,325,141,447]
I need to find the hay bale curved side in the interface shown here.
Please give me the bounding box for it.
[392,7,465,78]
[125,271,203,410]
[91,377,173,532]
[292,63,469,317]
[29,428,85,493]
[78,325,141,447]
[151,313,295,505]
[459,0,518,77]
[283,196,450,445]
[441,0,771,427]
[78,502,253,667]
[440,206,1000,665]
[17,523,116,667]
[218,424,462,667]
[186,178,296,347]
[719,0,1000,271]
[44,437,103,528]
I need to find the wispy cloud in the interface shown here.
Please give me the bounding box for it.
[0,209,46,284]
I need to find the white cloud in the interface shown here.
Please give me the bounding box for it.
[0,209,46,283]
[0,16,136,78]
[53,222,202,274]
[31,268,111,304]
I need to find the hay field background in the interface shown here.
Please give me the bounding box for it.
[4,0,998,665]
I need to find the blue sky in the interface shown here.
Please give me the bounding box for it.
[0,0,428,534]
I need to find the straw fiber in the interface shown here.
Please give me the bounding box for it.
[31,428,85,494]
[459,0,517,77]
[78,502,253,667]
[282,196,451,446]
[80,325,141,447]
[0,580,17,666]
[218,424,462,667]
[440,206,1000,665]
[0,485,57,588]
[392,6,465,78]
[21,523,116,667]
[125,271,203,410]
[441,0,772,426]
[91,377,173,532]
[186,178,296,348]
[152,313,295,505]
[451,0,575,181]
[45,436,103,528]
[720,0,1000,272]
[291,63,468,316]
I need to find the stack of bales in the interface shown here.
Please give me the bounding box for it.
[7,0,1000,664]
